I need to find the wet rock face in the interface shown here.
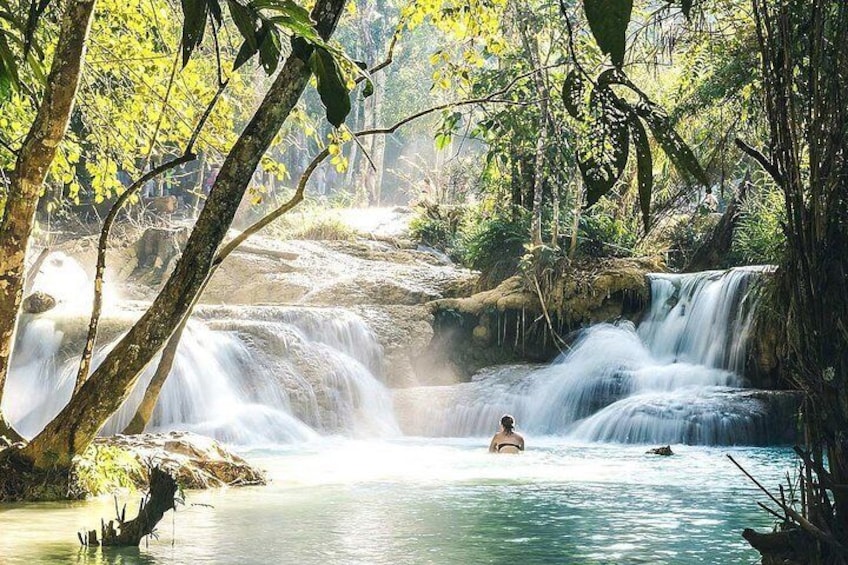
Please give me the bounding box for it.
[22,291,56,314]
[425,258,658,379]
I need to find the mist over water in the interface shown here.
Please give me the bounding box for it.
[398,268,779,445]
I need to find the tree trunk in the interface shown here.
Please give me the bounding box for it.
[20,0,348,470]
[121,314,188,435]
[0,0,98,441]
[515,7,547,247]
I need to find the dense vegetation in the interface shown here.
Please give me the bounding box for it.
[0,0,845,561]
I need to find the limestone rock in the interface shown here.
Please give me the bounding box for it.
[22,291,56,314]
[90,432,266,491]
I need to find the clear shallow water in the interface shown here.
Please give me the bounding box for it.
[0,438,793,564]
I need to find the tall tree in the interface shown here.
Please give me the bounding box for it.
[18,0,349,470]
[0,0,98,441]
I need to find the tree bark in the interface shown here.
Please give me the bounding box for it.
[0,0,98,442]
[515,7,547,247]
[20,0,348,470]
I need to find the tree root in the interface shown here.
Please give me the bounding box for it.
[80,467,179,547]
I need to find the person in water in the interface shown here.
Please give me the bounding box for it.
[489,414,525,453]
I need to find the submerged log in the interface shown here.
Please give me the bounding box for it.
[81,467,178,547]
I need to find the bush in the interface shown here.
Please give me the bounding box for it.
[459,211,530,288]
[730,186,786,265]
[408,202,466,252]
[577,211,638,259]
[267,208,358,241]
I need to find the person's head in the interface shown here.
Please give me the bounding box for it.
[501,414,515,434]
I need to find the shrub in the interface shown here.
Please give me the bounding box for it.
[577,211,638,259]
[459,211,530,288]
[730,186,786,265]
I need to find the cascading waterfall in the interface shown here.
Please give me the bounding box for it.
[4,259,399,444]
[397,267,784,445]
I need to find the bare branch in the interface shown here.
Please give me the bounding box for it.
[735,137,783,185]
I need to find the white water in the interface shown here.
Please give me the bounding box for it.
[4,291,399,443]
[397,268,779,445]
[5,257,776,447]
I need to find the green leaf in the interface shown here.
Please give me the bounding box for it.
[633,97,708,186]
[257,22,281,74]
[579,85,630,207]
[0,33,18,102]
[627,111,652,231]
[257,0,323,45]
[681,0,693,18]
[583,0,632,67]
[435,132,451,150]
[233,38,257,71]
[180,0,209,67]
[309,47,351,127]
[362,78,374,98]
[227,0,259,51]
[561,69,586,118]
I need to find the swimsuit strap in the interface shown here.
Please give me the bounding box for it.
[497,443,523,452]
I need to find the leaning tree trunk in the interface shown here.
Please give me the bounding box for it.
[0,0,97,441]
[19,0,348,470]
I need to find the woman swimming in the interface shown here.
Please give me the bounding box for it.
[488,414,525,454]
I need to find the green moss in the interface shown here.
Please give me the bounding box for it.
[70,444,146,498]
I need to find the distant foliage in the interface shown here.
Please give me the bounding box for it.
[731,186,785,265]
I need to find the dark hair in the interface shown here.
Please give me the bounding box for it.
[501,414,515,434]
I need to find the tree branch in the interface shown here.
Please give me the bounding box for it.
[735,137,783,185]
[73,81,228,393]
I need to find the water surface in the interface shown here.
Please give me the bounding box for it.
[0,438,791,564]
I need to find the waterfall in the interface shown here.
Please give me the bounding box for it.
[638,267,768,373]
[396,268,784,445]
[4,305,399,445]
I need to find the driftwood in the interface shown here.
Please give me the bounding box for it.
[742,527,812,565]
[79,467,178,547]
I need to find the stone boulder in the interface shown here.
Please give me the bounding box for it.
[21,291,56,314]
[95,432,266,490]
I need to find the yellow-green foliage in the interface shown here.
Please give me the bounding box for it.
[72,444,146,497]
[268,208,358,241]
